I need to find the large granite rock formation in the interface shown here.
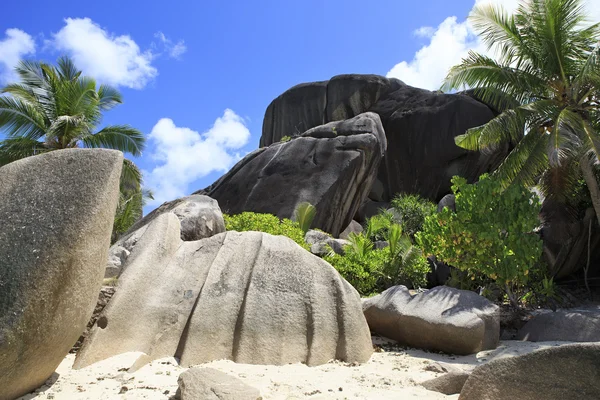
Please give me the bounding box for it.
[196,112,386,237]
[363,286,499,355]
[106,194,225,278]
[261,74,505,202]
[0,149,123,400]
[459,343,600,400]
[75,213,373,370]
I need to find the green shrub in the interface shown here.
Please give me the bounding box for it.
[325,233,385,295]
[390,193,436,237]
[326,216,430,295]
[365,211,395,242]
[280,135,292,142]
[223,212,309,250]
[382,224,430,289]
[416,174,543,307]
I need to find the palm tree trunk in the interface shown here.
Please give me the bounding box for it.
[580,156,600,226]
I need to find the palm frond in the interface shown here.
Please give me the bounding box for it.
[81,125,145,156]
[494,128,549,189]
[56,56,82,81]
[120,158,143,189]
[0,137,48,166]
[0,96,47,140]
[97,85,123,111]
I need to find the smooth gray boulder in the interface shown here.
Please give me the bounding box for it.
[105,194,225,278]
[422,371,470,395]
[339,220,363,240]
[305,230,332,246]
[176,368,261,400]
[363,286,499,355]
[75,213,373,370]
[459,343,600,400]
[517,308,600,342]
[195,112,386,237]
[0,149,122,400]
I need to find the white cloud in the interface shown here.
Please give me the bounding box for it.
[144,109,251,205]
[51,18,157,89]
[387,0,600,90]
[0,28,35,84]
[154,31,187,59]
[387,16,482,90]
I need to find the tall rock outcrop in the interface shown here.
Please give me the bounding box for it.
[0,149,123,400]
[196,112,386,236]
[261,74,505,201]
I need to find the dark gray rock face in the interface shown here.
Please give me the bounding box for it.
[363,286,499,355]
[75,214,373,370]
[261,74,504,201]
[459,343,600,400]
[0,149,123,400]
[177,368,261,400]
[517,308,600,342]
[196,112,386,237]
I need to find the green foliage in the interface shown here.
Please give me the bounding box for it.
[293,202,316,233]
[325,215,429,296]
[383,224,430,289]
[365,211,395,242]
[325,232,385,295]
[417,174,544,306]
[442,0,600,221]
[112,186,154,243]
[390,193,436,237]
[223,212,309,250]
[280,135,291,142]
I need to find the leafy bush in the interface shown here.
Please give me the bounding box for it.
[326,216,429,295]
[280,135,292,142]
[325,233,385,295]
[390,193,436,237]
[293,202,316,233]
[416,174,543,307]
[223,212,309,250]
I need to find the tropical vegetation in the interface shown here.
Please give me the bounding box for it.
[442,0,600,224]
[223,211,309,250]
[417,174,545,307]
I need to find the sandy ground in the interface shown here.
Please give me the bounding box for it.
[17,336,573,400]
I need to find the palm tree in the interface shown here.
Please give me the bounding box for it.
[443,0,600,224]
[0,56,149,239]
[0,56,145,187]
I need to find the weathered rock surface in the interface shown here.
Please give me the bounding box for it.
[105,194,225,278]
[459,343,600,400]
[363,286,499,355]
[422,371,470,395]
[0,149,123,400]
[195,112,386,237]
[517,308,600,342]
[305,230,332,246]
[75,213,373,370]
[339,220,363,240]
[310,239,350,257]
[261,74,505,201]
[177,368,261,400]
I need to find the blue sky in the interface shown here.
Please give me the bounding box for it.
[1,0,599,212]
